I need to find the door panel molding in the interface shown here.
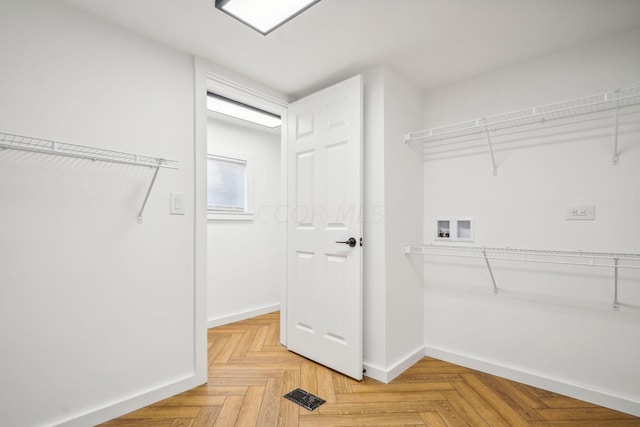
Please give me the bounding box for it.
[286,74,363,380]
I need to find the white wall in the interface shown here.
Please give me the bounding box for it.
[0,1,204,426]
[362,68,387,371]
[421,29,640,415]
[382,69,424,373]
[362,66,424,382]
[206,116,281,326]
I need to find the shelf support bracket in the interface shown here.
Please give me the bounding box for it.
[484,124,498,176]
[137,166,161,224]
[404,132,425,158]
[482,250,499,294]
[612,102,620,166]
[613,258,620,311]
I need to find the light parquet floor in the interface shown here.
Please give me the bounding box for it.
[100,312,640,426]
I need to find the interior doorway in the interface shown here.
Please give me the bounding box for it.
[195,66,291,353]
[196,68,365,379]
[205,94,283,327]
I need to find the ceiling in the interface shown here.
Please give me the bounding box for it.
[64,0,640,99]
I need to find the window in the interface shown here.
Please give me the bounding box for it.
[208,155,246,211]
[207,151,254,220]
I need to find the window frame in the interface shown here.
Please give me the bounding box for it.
[207,148,254,221]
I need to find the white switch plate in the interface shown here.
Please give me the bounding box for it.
[170,192,185,215]
[566,205,595,220]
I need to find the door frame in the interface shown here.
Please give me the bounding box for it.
[194,58,292,346]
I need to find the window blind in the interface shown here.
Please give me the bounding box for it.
[207,155,247,211]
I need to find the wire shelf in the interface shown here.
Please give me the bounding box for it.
[0,131,180,223]
[405,244,640,267]
[0,132,178,169]
[405,244,640,310]
[406,86,640,144]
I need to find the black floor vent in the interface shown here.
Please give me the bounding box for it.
[283,388,326,411]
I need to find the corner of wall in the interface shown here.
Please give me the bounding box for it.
[420,30,640,417]
[425,345,640,417]
[381,68,425,371]
[362,67,388,371]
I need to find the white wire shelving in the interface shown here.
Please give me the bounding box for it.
[405,244,640,311]
[0,131,179,223]
[404,86,640,174]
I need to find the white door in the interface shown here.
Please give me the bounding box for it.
[286,75,363,380]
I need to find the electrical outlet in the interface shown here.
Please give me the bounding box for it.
[566,205,595,220]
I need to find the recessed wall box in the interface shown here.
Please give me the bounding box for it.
[457,220,472,240]
[436,218,474,242]
[437,220,451,238]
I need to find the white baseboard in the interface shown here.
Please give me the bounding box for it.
[362,360,387,383]
[55,373,205,427]
[57,304,279,426]
[364,346,425,384]
[424,345,640,418]
[207,303,280,329]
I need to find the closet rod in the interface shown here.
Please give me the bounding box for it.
[405,244,640,311]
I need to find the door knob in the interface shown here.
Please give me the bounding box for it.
[336,237,357,247]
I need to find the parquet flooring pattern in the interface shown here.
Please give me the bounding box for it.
[100,312,640,426]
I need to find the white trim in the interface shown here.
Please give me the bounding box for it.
[207,211,254,221]
[193,56,210,387]
[278,100,289,347]
[205,65,291,114]
[361,360,387,383]
[363,346,425,384]
[424,345,640,418]
[54,374,202,427]
[387,347,426,382]
[207,304,281,328]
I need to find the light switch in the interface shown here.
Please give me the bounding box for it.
[170,193,185,215]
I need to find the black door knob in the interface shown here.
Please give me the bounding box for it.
[336,237,357,247]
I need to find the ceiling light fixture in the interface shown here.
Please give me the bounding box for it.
[207,93,282,128]
[215,0,322,35]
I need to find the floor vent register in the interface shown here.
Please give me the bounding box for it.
[283,388,326,411]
